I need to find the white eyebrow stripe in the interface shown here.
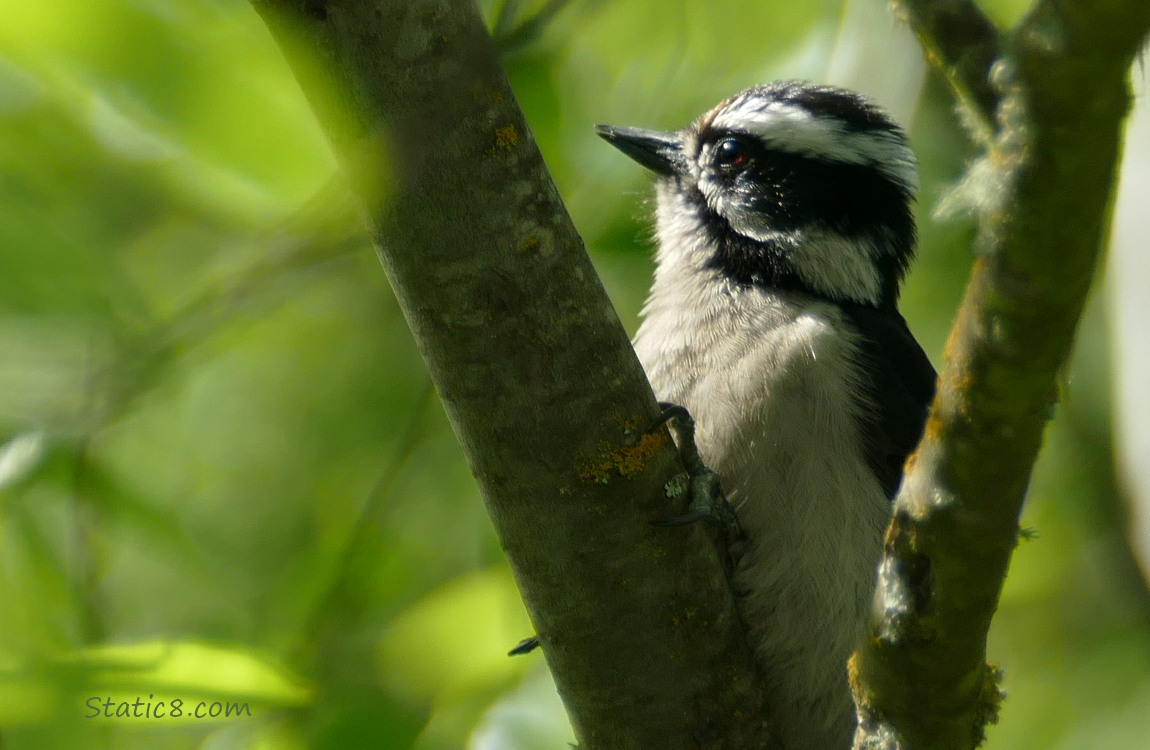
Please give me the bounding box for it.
[710,98,919,194]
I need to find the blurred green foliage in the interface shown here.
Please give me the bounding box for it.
[0,0,1147,748]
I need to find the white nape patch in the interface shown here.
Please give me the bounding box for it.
[710,97,918,194]
[789,228,884,305]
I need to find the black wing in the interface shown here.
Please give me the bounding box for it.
[841,304,937,499]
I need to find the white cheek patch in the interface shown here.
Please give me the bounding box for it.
[710,98,918,194]
[696,171,884,306]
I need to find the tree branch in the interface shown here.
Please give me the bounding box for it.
[493,0,572,56]
[890,0,1003,139]
[852,2,1150,748]
[248,1,773,747]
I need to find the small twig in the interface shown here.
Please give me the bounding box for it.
[494,0,572,56]
[295,380,436,653]
[492,0,521,38]
[890,0,1003,139]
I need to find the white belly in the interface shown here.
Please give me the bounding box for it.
[634,288,888,750]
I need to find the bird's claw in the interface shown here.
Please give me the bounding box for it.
[652,402,742,537]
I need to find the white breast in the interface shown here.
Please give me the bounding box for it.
[633,271,888,750]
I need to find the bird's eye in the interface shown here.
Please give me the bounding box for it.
[714,137,749,170]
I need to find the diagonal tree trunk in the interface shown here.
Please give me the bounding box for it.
[249,1,774,747]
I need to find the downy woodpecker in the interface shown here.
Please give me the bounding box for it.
[597,82,936,750]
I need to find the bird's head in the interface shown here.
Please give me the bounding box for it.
[597,82,918,309]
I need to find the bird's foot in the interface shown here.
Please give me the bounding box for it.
[651,402,742,537]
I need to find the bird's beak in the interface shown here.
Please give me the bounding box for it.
[595,125,683,177]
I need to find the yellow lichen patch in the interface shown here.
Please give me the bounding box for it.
[940,314,973,372]
[846,652,861,690]
[614,413,644,434]
[902,445,921,474]
[577,451,612,484]
[493,124,520,152]
[615,431,668,476]
[945,364,974,396]
[923,409,947,443]
[975,662,1006,742]
[577,429,669,484]
[941,264,985,369]
[846,652,876,707]
[882,519,900,549]
[941,365,976,423]
[883,511,915,550]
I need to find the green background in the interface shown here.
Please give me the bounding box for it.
[1,0,1147,747]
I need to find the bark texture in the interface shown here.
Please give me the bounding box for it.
[250,1,774,747]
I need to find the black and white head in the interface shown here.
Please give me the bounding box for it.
[597,82,918,309]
